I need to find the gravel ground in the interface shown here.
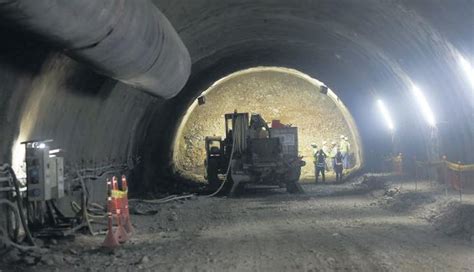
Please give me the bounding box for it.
[2,175,474,272]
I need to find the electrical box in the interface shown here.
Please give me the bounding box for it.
[25,145,52,201]
[49,157,65,199]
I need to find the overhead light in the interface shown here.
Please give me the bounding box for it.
[377,99,395,131]
[37,143,46,149]
[320,85,328,95]
[459,55,474,88]
[412,85,436,127]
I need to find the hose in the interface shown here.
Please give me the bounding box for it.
[0,227,38,252]
[0,199,21,242]
[205,114,247,197]
[76,170,96,236]
[129,194,195,204]
[6,166,35,246]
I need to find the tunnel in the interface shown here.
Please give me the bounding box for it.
[0,1,473,271]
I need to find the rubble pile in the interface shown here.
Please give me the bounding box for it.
[432,202,474,241]
[380,191,436,213]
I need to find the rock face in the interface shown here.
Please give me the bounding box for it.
[175,68,359,179]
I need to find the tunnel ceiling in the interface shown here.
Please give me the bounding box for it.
[151,0,473,131]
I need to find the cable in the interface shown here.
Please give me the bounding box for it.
[6,166,35,246]
[0,199,21,242]
[76,170,96,236]
[0,227,38,252]
[129,194,195,204]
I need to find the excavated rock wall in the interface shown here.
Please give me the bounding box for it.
[175,68,359,179]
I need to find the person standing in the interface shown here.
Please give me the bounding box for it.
[329,141,338,171]
[314,148,327,184]
[322,141,331,171]
[334,151,344,182]
[339,135,350,169]
[311,143,318,179]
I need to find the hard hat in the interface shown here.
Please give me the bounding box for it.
[344,136,348,140]
[331,141,336,145]
[311,143,317,147]
[340,135,345,139]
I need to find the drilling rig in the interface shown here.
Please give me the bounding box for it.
[204,112,305,196]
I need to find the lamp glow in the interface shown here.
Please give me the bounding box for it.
[412,85,436,127]
[377,99,394,131]
[459,55,474,88]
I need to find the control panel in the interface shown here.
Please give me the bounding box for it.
[25,144,52,201]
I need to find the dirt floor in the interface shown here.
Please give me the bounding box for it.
[2,174,474,272]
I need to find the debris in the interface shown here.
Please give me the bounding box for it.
[432,202,474,240]
[4,248,21,263]
[381,191,435,213]
[384,187,400,197]
[139,255,150,264]
[23,256,37,265]
[168,212,178,222]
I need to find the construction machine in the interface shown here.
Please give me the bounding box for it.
[204,111,305,196]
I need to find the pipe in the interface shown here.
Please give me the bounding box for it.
[0,0,191,99]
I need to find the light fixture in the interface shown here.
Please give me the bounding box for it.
[377,99,395,131]
[412,85,436,127]
[37,143,46,149]
[459,54,474,88]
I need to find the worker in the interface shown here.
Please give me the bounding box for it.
[314,147,327,184]
[340,135,350,169]
[329,141,338,171]
[311,143,318,161]
[334,151,344,182]
[321,141,330,171]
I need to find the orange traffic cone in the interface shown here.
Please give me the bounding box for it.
[114,209,129,243]
[121,175,134,234]
[102,198,119,249]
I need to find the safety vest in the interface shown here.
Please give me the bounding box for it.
[340,140,349,153]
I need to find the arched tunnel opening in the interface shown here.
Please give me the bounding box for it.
[173,67,363,181]
[0,1,473,271]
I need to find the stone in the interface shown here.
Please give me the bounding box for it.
[168,212,178,221]
[52,254,64,265]
[23,256,37,265]
[140,255,150,264]
[5,248,21,263]
[64,256,76,264]
[43,258,55,266]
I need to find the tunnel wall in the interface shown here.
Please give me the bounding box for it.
[0,28,161,195]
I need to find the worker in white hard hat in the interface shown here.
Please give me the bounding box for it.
[329,141,338,171]
[311,143,319,182]
[340,136,351,169]
[311,142,318,153]
[322,141,330,171]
